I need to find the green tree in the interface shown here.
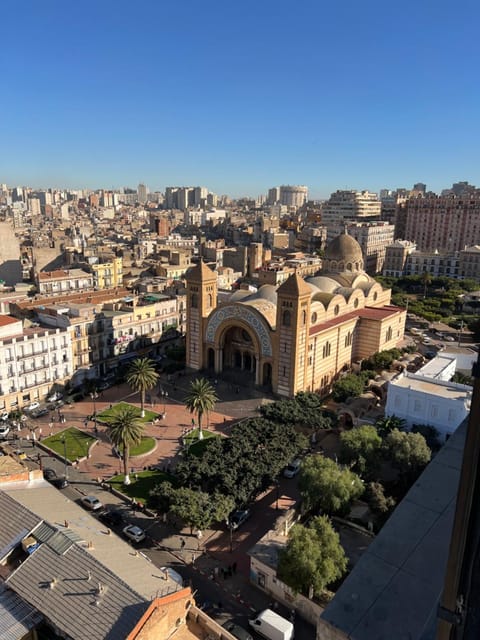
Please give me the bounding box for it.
[421,271,432,298]
[299,455,363,516]
[384,428,431,482]
[332,374,365,402]
[375,415,406,438]
[148,480,176,512]
[168,487,234,533]
[277,516,347,596]
[365,482,396,515]
[184,377,218,440]
[107,405,144,485]
[339,425,383,477]
[126,357,159,418]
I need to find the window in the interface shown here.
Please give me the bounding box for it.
[311,312,317,324]
[334,304,340,316]
[353,298,359,309]
[191,293,198,308]
[302,310,307,325]
[386,327,393,342]
[282,310,291,327]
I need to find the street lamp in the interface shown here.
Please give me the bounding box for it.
[90,389,99,433]
[61,436,68,480]
[161,390,168,417]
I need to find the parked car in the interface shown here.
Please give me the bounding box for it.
[422,338,432,345]
[228,509,251,530]
[160,566,184,587]
[445,336,456,342]
[249,609,294,640]
[283,459,301,478]
[222,621,254,640]
[98,509,124,527]
[122,524,146,543]
[31,407,49,418]
[26,401,40,412]
[424,351,437,360]
[47,392,63,403]
[81,495,104,511]
[43,468,68,489]
[0,423,10,439]
[0,411,8,422]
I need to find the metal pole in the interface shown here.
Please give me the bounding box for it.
[62,438,68,480]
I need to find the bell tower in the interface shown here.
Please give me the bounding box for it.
[274,273,312,397]
[185,261,217,371]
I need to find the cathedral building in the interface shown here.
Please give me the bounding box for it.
[185,231,406,398]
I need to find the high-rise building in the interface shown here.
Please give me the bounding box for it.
[403,194,480,252]
[137,183,148,203]
[322,190,382,239]
[267,187,280,205]
[279,185,308,208]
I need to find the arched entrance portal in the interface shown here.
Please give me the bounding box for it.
[221,326,257,385]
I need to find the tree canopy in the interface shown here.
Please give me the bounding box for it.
[375,415,406,438]
[331,374,365,403]
[175,417,307,506]
[299,455,363,516]
[259,392,336,430]
[277,516,347,596]
[384,428,431,481]
[339,425,383,477]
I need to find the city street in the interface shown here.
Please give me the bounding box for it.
[6,378,316,639]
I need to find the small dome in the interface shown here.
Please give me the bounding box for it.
[324,231,363,264]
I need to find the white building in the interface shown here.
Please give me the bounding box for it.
[0,315,74,412]
[385,354,471,441]
[322,190,381,230]
[279,185,308,208]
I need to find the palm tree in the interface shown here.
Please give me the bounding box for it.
[421,271,432,299]
[126,357,159,418]
[184,378,218,440]
[375,415,406,438]
[107,405,144,485]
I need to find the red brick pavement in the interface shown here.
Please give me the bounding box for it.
[20,383,233,480]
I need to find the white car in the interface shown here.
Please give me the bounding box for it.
[283,459,301,478]
[444,336,455,342]
[0,411,8,422]
[26,401,40,412]
[81,495,104,511]
[0,423,10,439]
[47,392,63,403]
[123,524,146,543]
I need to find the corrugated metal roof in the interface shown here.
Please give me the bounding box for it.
[31,522,56,543]
[0,584,43,640]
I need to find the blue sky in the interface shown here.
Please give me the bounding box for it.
[1,0,479,199]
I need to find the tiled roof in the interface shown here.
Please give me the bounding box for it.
[6,543,149,640]
[0,493,41,562]
[277,273,312,297]
[309,306,401,336]
[0,316,19,328]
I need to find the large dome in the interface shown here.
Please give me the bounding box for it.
[324,231,363,264]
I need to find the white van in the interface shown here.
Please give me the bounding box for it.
[249,609,294,640]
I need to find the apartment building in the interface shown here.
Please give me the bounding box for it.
[343,221,395,274]
[0,315,73,412]
[91,256,123,289]
[36,269,93,295]
[322,190,382,235]
[403,194,480,251]
[383,240,417,277]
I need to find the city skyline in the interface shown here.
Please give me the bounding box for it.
[2,0,479,199]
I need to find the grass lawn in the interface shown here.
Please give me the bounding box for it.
[97,401,160,424]
[118,436,156,457]
[42,428,96,462]
[184,428,218,457]
[108,470,177,504]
